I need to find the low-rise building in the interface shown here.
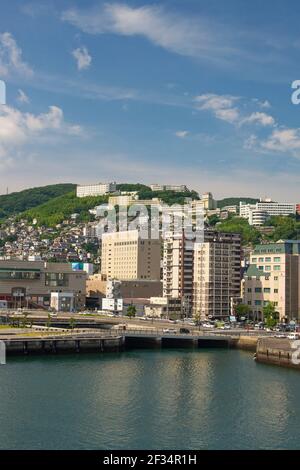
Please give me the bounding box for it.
[0,260,86,310]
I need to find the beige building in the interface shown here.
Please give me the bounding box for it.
[101,230,161,281]
[0,260,86,310]
[242,241,300,321]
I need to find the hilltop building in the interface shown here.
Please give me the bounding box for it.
[76,182,117,198]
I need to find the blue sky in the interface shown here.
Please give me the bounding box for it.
[1,0,300,199]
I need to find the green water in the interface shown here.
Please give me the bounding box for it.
[0,349,299,450]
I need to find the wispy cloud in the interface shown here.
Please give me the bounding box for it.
[72,46,92,71]
[262,128,300,154]
[175,130,189,138]
[0,32,33,78]
[61,3,239,62]
[194,94,240,124]
[17,89,30,104]
[241,112,275,127]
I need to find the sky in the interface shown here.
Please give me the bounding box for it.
[1,0,300,200]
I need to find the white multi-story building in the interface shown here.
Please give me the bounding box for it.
[240,199,296,226]
[76,182,117,198]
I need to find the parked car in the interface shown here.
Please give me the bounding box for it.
[179,328,190,334]
[287,333,300,340]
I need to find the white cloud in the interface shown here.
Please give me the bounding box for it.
[252,98,271,109]
[72,46,92,71]
[241,112,275,127]
[0,105,82,168]
[61,3,238,61]
[0,32,33,78]
[175,130,189,138]
[261,128,300,153]
[194,93,240,123]
[17,89,30,104]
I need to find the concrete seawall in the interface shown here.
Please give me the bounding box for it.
[256,337,300,370]
[231,336,258,352]
[4,335,124,355]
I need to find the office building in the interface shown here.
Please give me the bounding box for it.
[101,230,161,281]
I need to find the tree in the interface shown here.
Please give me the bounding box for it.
[21,312,29,329]
[263,302,279,328]
[126,305,136,318]
[193,311,201,330]
[69,317,76,330]
[235,304,251,321]
[46,313,52,330]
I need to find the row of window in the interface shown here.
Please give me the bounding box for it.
[258,265,281,271]
[247,287,278,294]
[248,300,278,307]
[252,257,281,263]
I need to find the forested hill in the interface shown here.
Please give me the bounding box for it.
[217,197,259,209]
[0,184,76,220]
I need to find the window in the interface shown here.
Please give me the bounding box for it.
[274,276,279,281]
[265,257,271,262]
[255,287,262,293]
[45,273,69,287]
[264,288,271,293]
[274,257,281,262]
[255,300,262,306]
[258,266,264,271]
[265,266,271,271]
[259,258,264,262]
[274,289,278,294]
[252,258,257,263]
[247,288,252,293]
[274,266,281,271]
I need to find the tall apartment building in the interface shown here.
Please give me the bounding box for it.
[76,182,117,198]
[163,230,241,318]
[240,199,296,226]
[242,241,300,322]
[193,238,241,319]
[101,230,161,281]
[0,260,86,309]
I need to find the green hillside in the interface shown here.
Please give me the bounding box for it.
[22,192,109,227]
[217,197,259,209]
[117,183,200,204]
[0,184,76,220]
